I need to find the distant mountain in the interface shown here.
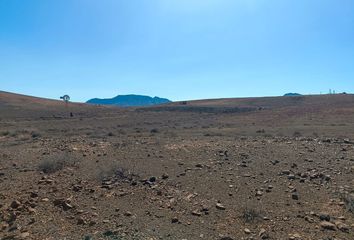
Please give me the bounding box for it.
[86,94,171,107]
[284,93,302,96]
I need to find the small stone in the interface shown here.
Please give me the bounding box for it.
[304,216,314,223]
[19,232,30,239]
[319,213,330,221]
[259,228,267,237]
[288,174,296,180]
[161,173,169,179]
[216,203,226,210]
[244,228,251,234]
[289,233,301,239]
[27,207,36,214]
[77,217,86,225]
[171,217,179,223]
[191,210,202,216]
[320,221,336,231]
[291,193,299,200]
[124,211,132,217]
[256,191,263,196]
[63,202,73,211]
[10,200,21,209]
[335,221,349,232]
[53,199,73,211]
[30,192,38,198]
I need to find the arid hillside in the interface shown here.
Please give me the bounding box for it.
[0,92,353,240]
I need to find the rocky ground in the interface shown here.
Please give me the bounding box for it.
[0,93,354,239]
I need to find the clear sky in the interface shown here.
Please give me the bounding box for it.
[0,0,353,102]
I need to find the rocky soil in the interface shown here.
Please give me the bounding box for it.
[1,93,354,239]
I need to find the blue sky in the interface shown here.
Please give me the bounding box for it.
[0,0,353,102]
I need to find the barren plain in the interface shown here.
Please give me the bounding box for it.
[1,91,354,240]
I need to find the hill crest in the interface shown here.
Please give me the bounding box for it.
[87,94,171,107]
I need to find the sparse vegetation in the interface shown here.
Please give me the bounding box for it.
[97,162,133,182]
[38,153,76,174]
[0,131,10,136]
[31,131,41,138]
[293,131,302,137]
[150,128,159,133]
[341,193,354,215]
[10,131,18,137]
[241,207,262,223]
[2,92,354,239]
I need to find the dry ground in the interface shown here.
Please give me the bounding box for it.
[1,91,354,240]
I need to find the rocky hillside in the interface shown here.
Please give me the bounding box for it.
[87,94,171,107]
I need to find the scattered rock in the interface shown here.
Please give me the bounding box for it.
[259,228,269,239]
[288,174,296,180]
[319,213,330,221]
[244,228,251,234]
[291,193,299,200]
[19,232,30,239]
[29,192,38,198]
[256,190,263,197]
[216,203,226,210]
[320,221,336,231]
[149,176,156,182]
[10,200,21,209]
[191,210,202,216]
[53,198,73,211]
[161,173,169,179]
[335,221,349,232]
[124,211,132,217]
[77,218,86,225]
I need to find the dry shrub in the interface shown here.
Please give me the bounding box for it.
[38,153,77,174]
[341,193,354,215]
[31,131,41,138]
[293,131,302,137]
[0,131,10,136]
[97,162,133,182]
[241,207,263,223]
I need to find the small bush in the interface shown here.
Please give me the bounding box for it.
[97,162,133,182]
[264,133,273,138]
[150,128,159,133]
[31,131,41,138]
[38,153,76,174]
[10,131,18,137]
[1,131,10,136]
[242,207,262,223]
[293,131,302,137]
[341,193,354,214]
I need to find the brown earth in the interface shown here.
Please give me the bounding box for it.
[0,91,354,240]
